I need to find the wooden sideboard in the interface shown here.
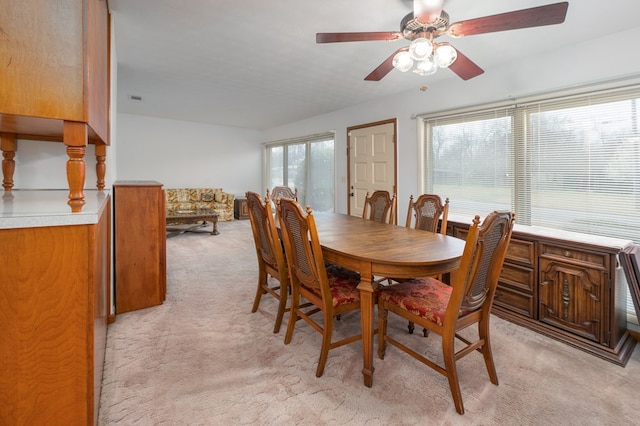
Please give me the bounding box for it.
[114,181,167,313]
[0,190,111,425]
[0,0,110,211]
[449,219,637,366]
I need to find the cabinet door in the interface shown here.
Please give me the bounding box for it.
[539,258,607,344]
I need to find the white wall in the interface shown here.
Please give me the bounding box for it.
[12,140,100,189]
[115,113,263,197]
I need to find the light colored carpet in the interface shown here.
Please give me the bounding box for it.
[99,219,640,425]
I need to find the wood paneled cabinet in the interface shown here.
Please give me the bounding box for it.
[0,194,111,425]
[449,220,636,366]
[0,0,110,211]
[114,181,167,313]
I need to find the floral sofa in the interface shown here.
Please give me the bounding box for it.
[165,188,235,221]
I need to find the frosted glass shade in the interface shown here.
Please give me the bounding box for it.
[408,38,433,61]
[413,57,437,76]
[392,51,414,72]
[434,43,457,68]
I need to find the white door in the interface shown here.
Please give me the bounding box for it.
[348,120,397,219]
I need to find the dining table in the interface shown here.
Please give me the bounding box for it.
[312,212,467,388]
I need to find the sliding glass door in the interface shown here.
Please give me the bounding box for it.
[266,133,335,212]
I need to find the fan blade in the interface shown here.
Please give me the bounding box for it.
[414,0,445,24]
[364,47,408,81]
[448,48,484,80]
[316,32,402,43]
[448,2,569,37]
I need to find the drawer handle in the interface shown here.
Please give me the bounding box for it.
[563,250,572,258]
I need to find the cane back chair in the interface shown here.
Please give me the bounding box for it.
[362,190,396,224]
[246,191,289,333]
[406,194,449,233]
[404,194,450,335]
[277,197,363,378]
[377,211,515,414]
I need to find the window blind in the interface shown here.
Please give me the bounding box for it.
[421,84,640,324]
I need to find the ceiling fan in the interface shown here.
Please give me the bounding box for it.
[316,1,569,81]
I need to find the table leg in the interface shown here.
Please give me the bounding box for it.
[357,262,376,387]
[211,218,219,235]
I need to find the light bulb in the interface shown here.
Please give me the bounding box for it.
[434,43,457,68]
[413,56,437,76]
[392,51,413,72]
[408,38,433,61]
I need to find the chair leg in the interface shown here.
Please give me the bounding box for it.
[442,336,465,415]
[378,305,388,359]
[251,273,267,313]
[479,319,499,385]
[284,294,299,345]
[273,284,287,334]
[316,313,334,377]
[407,320,415,334]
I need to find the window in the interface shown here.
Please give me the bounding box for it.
[421,84,640,324]
[426,108,514,217]
[266,132,335,212]
[422,86,640,243]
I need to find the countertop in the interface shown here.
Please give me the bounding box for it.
[0,189,110,229]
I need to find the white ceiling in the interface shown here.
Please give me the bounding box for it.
[109,0,640,130]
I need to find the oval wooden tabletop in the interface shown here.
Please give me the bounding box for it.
[313,212,466,277]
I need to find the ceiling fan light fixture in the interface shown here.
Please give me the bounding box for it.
[434,43,457,68]
[413,56,437,76]
[392,51,414,72]
[408,37,433,61]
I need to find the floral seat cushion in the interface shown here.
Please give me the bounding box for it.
[378,277,453,326]
[325,264,361,307]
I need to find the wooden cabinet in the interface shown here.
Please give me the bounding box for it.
[114,181,166,313]
[0,0,110,211]
[450,220,636,366]
[538,243,610,343]
[0,192,111,425]
[235,197,249,220]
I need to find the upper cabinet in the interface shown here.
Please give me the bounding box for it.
[0,0,110,211]
[0,0,109,143]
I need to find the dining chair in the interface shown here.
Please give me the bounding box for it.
[406,194,449,233]
[267,186,298,203]
[362,190,396,224]
[377,210,515,415]
[277,197,363,378]
[246,191,289,333]
[404,194,449,335]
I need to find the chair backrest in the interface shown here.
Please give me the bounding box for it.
[447,211,515,321]
[246,191,286,279]
[362,190,396,224]
[276,197,331,309]
[405,194,449,234]
[267,186,298,202]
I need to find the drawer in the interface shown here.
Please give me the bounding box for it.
[506,238,535,267]
[494,285,536,318]
[499,262,535,293]
[539,243,607,268]
[453,226,468,240]
[455,228,535,268]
